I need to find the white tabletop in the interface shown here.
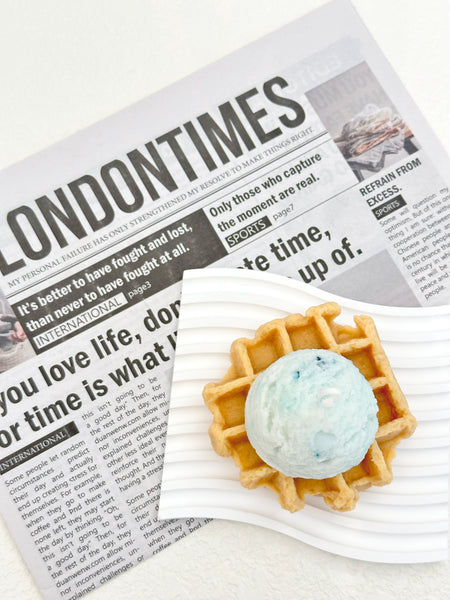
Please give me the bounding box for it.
[1,1,449,599]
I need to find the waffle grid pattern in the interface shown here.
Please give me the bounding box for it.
[204,302,417,512]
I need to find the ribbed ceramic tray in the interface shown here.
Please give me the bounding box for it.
[159,268,450,563]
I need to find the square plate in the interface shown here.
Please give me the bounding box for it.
[159,268,450,563]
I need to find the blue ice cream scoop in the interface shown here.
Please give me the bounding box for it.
[245,349,379,479]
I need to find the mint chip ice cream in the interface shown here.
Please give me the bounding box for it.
[245,349,379,479]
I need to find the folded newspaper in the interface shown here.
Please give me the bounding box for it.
[0,1,449,598]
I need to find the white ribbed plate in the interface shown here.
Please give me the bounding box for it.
[159,268,450,563]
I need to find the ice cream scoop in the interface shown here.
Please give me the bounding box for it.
[245,349,379,479]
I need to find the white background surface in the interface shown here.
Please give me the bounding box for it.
[1,1,449,599]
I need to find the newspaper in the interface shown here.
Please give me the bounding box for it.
[0,1,449,598]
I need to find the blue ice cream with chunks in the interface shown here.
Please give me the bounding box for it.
[245,349,379,479]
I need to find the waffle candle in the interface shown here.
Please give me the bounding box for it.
[203,302,417,512]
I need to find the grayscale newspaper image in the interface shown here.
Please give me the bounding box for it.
[0,1,448,598]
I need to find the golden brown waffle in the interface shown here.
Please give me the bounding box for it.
[203,302,417,512]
